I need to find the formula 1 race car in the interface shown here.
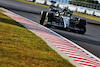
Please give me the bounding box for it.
[39,7,86,34]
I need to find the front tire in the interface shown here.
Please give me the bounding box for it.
[39,11,47,25]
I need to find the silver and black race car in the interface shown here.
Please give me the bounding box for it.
[39,7,86,34]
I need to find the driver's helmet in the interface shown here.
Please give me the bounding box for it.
[63,7,68,11]
[62,7,68,16]
[65,7,67,9]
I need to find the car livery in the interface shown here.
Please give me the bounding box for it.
[39,7,86,34]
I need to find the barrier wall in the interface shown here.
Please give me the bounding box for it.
[77,6,87,13]
[59,3,67,9]
[27,0,100,17]
[86,8,95,15]
[94,10,100,17]
[35,0,45,4]
[68,5,77,11]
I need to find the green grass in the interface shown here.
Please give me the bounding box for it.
[17,0,100,22]
[0,10,75,67]
[0,9,5,12]
[73,12,100,21]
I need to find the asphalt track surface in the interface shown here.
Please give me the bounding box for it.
[0,0,100,58]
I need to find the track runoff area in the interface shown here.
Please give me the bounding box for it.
[1,8,100,67]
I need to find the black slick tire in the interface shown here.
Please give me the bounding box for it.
[39,11,47,25]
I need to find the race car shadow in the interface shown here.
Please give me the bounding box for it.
[51,26,83,34]
[52,26,98,39]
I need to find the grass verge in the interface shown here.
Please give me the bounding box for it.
[17,0,100,22]
[0,9,6,12]
[0,10,75,67]
[73,12,100,21]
